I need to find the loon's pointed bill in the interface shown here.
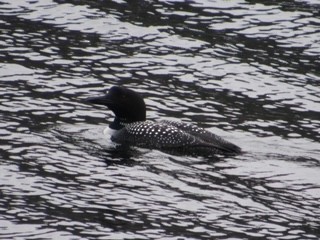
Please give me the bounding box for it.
[86,86,241,155]
[86,95,112,106]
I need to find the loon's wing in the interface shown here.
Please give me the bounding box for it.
[111,121,220,149]
[159,120,241,154]
[111,121,241,154]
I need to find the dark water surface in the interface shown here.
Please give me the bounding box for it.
[1,0,319,239]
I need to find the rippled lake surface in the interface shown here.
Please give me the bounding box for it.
[1,0,320,239]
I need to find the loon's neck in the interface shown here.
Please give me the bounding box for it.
[109,117,138,130]
[109,117,124,130]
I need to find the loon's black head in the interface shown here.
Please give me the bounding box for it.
[86,86,146,127]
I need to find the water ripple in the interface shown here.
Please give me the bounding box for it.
[0,0,319,239]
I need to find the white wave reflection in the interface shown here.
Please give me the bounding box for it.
[1,0,159,39]
[0,0,319,239]
[0,164,50,196]
[0,219,77,240]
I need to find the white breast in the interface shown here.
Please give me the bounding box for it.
[103,127,117,136]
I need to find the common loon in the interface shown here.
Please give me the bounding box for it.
[86,86,241,155]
